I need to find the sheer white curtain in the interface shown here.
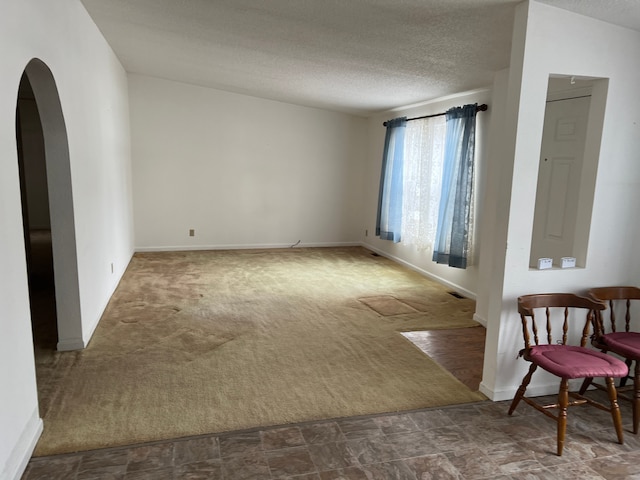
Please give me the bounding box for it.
[400,116,447,250]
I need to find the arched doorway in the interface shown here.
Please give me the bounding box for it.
[16,71,57,355]
[16,59,83,355]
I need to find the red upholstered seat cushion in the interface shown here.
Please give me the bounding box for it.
[601,332,640,359]
[527,345,628,379]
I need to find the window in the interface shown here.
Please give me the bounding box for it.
[376,104,479,268]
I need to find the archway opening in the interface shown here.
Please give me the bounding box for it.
[16,72,58,355]
[17,58,84,363]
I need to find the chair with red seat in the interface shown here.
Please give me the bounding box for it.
[581,286,640,434]
[508,293,628,456]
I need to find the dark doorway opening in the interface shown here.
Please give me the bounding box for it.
[16,72,58,354]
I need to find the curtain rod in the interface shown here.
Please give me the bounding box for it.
[383,103,488,126]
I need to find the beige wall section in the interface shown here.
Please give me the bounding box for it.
[362,89,492,300]
[128,74,367,251]
[481,0,640,401]
[0,1,133,478]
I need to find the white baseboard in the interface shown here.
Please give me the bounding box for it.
[479,381,513,401]
[359,242,477,301]
[1,408,42,480]
[135,241,361,253]
[480,379,582,402]
[472,313,487,327]
[78,250,135,350]
[57,337,85,351]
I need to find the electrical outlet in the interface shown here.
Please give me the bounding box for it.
[189,229,195,237]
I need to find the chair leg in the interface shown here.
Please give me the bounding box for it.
[579,376,592,395]
[620,359,633,387]
[605,377,624,444]
[557,378,569,456]
[509,363,537,415]
[633,362,640,434]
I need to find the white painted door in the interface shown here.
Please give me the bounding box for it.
[530,95,590,267]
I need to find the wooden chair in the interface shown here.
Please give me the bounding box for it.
[508,293,628,456]
[581,286,640,434]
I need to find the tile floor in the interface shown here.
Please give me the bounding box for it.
[22,392,640,480]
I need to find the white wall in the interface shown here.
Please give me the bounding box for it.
[0,1,133,478]
[474,68,510,330]
[480,1,640,401]
[129,74,367,251]
[362,90,492,299]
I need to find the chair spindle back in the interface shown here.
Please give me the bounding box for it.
[518,293,606,350]
[589,286,640,335]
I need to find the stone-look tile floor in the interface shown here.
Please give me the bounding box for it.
[22,393,640,480]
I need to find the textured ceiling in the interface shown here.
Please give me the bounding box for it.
[79,0,640,116]
[538,0,640,32]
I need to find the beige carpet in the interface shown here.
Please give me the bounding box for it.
[34,247,484,456]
